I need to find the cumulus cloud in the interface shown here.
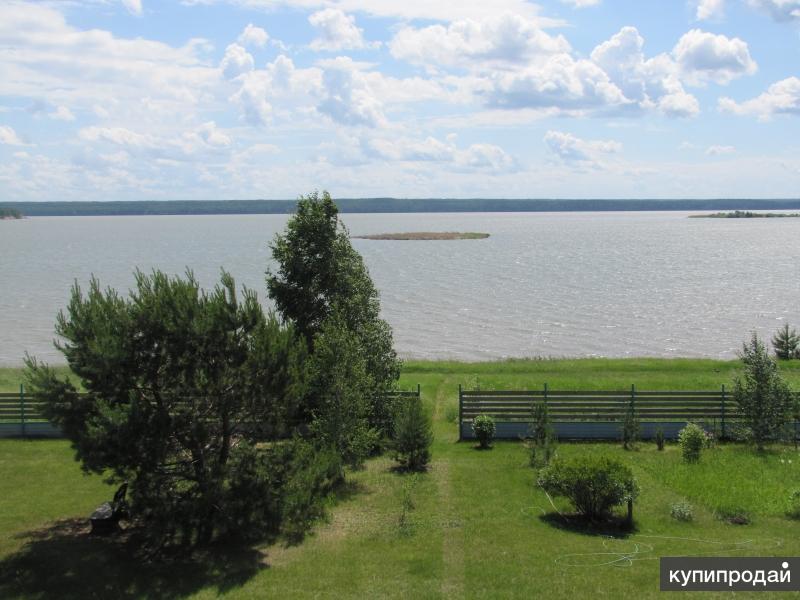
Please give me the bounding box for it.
[309,8,371,51]
[706,144,736,155]
[317,57,385,127]
[237,23,269,47]
[366,135,517,172]
[0,125,24,146]
[51,105,76,121]
[696,0,725,19]
[672,29,757,85]
[747,0,800,21]
[719,76,800,119]
[590,27,699,117]
[390,13,570,68]
[220,43,254,79]
[544,130,621,168]
[561,0,601,6]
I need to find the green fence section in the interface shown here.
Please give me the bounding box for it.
[458,384,800,441]
[0,385,421,438]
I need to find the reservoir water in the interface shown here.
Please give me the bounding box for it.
[1,211,799,365]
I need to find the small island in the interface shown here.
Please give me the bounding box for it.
[690,210,800,219]
[352,232,490,241]
[0,207,23,220]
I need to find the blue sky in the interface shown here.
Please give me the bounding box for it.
[1,0,799,200]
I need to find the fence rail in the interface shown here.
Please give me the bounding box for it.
[458,384,800,441]
[0,384,421,439]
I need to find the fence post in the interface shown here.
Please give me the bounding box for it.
[458,384,462,442]
[20,383,26,438]
[720,384,726,440]
[417,383,421,397]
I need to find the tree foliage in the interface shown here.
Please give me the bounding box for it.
[391,394,433,471]
[266,191,401,436]
[772,323,800,360]
[732,333,795,451]
[24,270,319,544]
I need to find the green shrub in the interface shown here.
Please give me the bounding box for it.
[655,427,665,451]
[678,423,705,463]
[527,437,557,469]
[537,456,639,520]
[716,506,751,525]
[670,501,694,522]
[472,414,496,449]
[528,401,557,468]
[391,395,433,471]
[787,490,800,520]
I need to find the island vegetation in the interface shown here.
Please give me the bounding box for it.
[690,210,800,218]
[0,207,22,219]
[353,232,489,240]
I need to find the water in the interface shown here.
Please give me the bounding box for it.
[1,211,799,365]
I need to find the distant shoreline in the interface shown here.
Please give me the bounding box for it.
[690,210,800,219]
[3,198,800,217]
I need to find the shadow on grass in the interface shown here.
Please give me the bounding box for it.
[539,512,638,538]
[0,519,267,600]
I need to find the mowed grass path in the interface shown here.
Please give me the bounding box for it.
[2,358,800,599]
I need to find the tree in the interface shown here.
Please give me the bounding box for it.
[733,333,795,451]
[267,191,400,435]
[24,270,314,544]
[391,394,433,471]
[307,313,378,469]
[772,323,800,360]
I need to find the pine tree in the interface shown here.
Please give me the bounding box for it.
[391,395,433,471]
[772,323,800,360]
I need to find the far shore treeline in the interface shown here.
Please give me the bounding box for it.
[3,198,800,217]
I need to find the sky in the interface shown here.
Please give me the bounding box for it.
[1,0,800,201]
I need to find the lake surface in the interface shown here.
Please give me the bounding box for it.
[2,212,799,365]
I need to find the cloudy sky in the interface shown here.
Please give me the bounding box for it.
[1,0,800,201]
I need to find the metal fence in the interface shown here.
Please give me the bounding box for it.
[0,385,421,439]
[458,384,799,441]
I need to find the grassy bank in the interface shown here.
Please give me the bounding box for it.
[2,357,800,598]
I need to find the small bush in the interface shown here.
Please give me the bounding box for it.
[444,402,459,424]
[622,401,639,450]
[678,423,705,463]
[527,437,557,469]
[716,506,751,525]
[670,501,694,522]
[472,414,496,449]
[391,395,433,471]
[655,427,665,451]
[537,456,639,520]
[787,490,800,520]
[397,475,418,537]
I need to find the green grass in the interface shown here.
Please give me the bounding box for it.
[2,358,800,598]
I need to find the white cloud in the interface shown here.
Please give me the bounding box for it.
[317,57,385,127]
[390,13,570,68]
[237,23,269,47]
[0,125,24,146]
[696,0,725,19]
[50,105,76,121]
[121,0,143,15]
[719,76,800,119]
[220,43,254,79]
[363,134,517,172]
[0,2,219,122]
[747,0,800,21]
[560,0,601,7]
[309,8,371,51]
[544,130,621,168]
[672,29,757,85]
[706,144,736,155]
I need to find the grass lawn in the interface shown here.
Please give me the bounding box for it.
[2,358,800,599]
